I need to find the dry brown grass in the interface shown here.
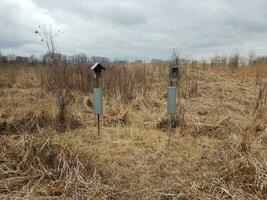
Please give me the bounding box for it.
[0,133,120,199]
[0,61,266,199]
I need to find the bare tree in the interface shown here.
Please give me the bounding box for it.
[249,50,256,65]
[35,25,69,132]
[91,56,110,65]
[171,48,180,65]
[228,53,240,69]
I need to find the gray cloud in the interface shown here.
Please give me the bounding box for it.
[1,0,267,60]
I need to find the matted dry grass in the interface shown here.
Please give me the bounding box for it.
[0,62,266,199]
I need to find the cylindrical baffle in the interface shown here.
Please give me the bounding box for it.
[167,86,176,114]
[93,88,103,115]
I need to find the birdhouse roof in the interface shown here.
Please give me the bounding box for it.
[170,64,178,69]
[91,62,105,70]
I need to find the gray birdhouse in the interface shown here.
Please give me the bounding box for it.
[91,62,105,78]
[169,64,179,82]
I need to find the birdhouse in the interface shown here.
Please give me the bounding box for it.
[169,64,179,82]
[91,63,105,78]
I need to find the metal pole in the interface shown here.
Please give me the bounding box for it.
[96,77,99,88]
[168,75,177,146]
[168,114,172,145]
[97,115,100,138]
[169,80,174,132]
[96,76,100,138]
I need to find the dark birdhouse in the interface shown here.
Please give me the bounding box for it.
[169,64,179,82]
[91,63,105,78]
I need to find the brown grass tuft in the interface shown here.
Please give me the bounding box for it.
[0,133,121,199]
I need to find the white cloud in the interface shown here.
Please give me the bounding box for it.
[1,0,267,60]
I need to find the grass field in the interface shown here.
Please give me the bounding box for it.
[0,62,266,199]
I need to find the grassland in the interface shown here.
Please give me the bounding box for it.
[0,61,266,199]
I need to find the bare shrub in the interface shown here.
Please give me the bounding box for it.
[228,53,240,69]
[36,26,71,132]
[65,64,95,92]
[249,50,257,65]
[103,63,153,103]
[252,55,267,65]
[47,62,155,103]
[210,55,227,68]
[177,65,199,98]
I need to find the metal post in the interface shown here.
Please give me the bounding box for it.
[91,63,105,139]
[96,77,100,138]
[97,115,100,138]
[168,114,172,146]
[96,77,99,88]
[167,63,179,144]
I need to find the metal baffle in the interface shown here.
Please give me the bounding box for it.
[93,88,103,115]
[167,86,176,115]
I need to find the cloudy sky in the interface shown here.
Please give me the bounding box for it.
[1,0,267,60]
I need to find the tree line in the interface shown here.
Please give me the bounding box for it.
[0,51,131,65]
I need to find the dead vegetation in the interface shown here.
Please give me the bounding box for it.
[0,133,120,199]
[0,57,266,199]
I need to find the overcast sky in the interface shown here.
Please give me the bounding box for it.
[1,0,267,60]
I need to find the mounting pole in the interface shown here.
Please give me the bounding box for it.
[167,62,179,144]
[97,115,100,138]
[91,63,105,138]
[96,76,100,138]
[96,76,99,88]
